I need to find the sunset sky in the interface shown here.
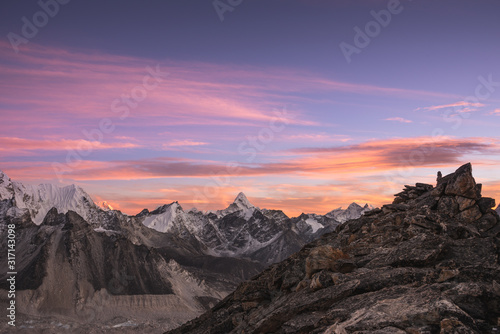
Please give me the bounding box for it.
[1,0,499,216]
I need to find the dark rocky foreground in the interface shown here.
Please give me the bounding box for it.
[166,163,500,334]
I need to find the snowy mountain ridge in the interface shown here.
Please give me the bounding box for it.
[0,170,372,230]
[325,202,375,223]
[97,200,114,211]
[0,171,98,225]
[0,169,375,264]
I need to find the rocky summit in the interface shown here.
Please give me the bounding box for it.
[166,163,500,334]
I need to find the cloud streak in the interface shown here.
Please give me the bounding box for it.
[0,40,460,138]
[4,137,499,181]
[0,137,140,152]
[385,117,412,123]
[415,101,485,112]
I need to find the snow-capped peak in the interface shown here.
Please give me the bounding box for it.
[142,202,185,233]
[363,203,375,210]
[325,202,374,223]
[2,179,98,225]
[97,201,114,211]
[0,170,9,183]
[233,192,254,210]
[347,202,362,210]
[0,170,14,200]
[213,192,256,220]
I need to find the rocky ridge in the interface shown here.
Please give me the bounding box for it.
[166,163,500,334]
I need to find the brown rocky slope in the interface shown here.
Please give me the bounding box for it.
[166,163,500,334]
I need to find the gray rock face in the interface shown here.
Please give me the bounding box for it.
[166,163,500,334]
[0,202,264,332]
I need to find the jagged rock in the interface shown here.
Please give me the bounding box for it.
[456,196,476,211]
[364,208,382,216]
[438,196,459,216]
[305,245,348,278]
[136,208,149,217]
[309,270,334,290]
[478,197,496,214]
[416,183,434,191]
[382,203,409,213]
[440,317,474,333]
[437,268,460,282]
[166,164,500,334]
[431,181,447,197]
[443,163,478,199]
[393,184,433,205]
[457,205,482,222]
[474,211,499,233]
[408,215,441,232]
[41,207,66,226]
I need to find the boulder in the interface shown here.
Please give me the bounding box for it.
[443,163,478,199]
[305,245,349,278]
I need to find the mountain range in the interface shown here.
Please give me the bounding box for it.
[166,163,500,334]
[0,170,372,333]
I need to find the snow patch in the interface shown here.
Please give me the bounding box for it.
[0,170,13,200]
[305,217,323,233]
[97,201,114,211]
[215,192,257,219]
[0,174,99,225]
[112,320,138,328]
[326,202,374,223]
[142,202,182,233]
[94,226,119,234]
[234,192,254,210]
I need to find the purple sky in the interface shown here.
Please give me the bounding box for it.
[1,0,499,216]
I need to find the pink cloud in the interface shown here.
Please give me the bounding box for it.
[0,40,459,139]
[283,133,352,142]
[0,137,140,152]
[162,140,209,148]
[385,117,412,123]
[3,136,499,181]
[415,101,485,112]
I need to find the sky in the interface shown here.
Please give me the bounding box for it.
[1,0,499,216]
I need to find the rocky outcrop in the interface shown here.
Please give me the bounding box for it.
[166,163,500,334]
